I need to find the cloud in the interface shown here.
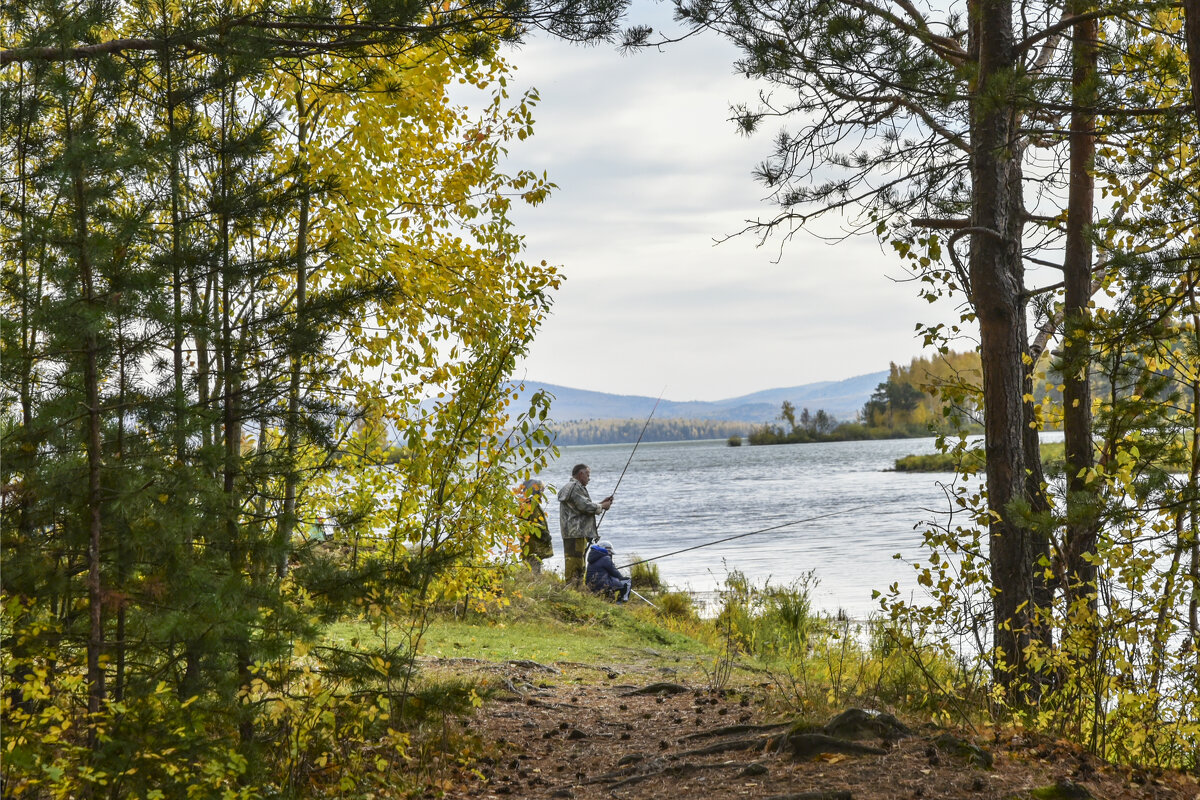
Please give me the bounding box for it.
[489,24,966,400]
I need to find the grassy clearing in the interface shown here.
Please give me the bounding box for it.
[321,567,969,726]
[324,571,720,674]
[420,604,713,662]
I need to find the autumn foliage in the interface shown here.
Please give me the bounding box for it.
[0,0,579,795]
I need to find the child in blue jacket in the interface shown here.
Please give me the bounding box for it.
[585,540,632,602]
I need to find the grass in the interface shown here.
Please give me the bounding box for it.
[895,441,1066,472]
[316,561,1200,782]
[896,439,1193,474]
[323,572,718,673]
[628,556,663,591]
[319,568,973,725]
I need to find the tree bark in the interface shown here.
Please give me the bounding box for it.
[15,63,40,542]
[1188,274,1200,639]
[1062,3,1099,604]
[278,87,311,579]
[163,40,187,460]
[1183,0,1200,126]
[217,86,254,745]
[67,105,107,752]
[971,0,1039,699]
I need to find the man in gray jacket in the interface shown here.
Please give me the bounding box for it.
[558,463,613,584]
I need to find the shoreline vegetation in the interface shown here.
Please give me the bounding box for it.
[742,352,997,448]
[894,442,1064,473]
[551,417,754,446]
[550,355,985,447]
[358,568,1197,797]
[892,440,1191,473]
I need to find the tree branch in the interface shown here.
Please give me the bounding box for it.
[2,5,604,65]
[1014,7,1131,54]
[910,217,970,229]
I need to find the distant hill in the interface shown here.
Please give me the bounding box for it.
[508,371,888,426]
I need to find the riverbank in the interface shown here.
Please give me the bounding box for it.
[408,573,1199,799]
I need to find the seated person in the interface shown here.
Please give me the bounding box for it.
[585,540,632,602]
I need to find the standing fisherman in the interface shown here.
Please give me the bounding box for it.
[558,464,612,585]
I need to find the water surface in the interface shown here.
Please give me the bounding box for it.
[537,437,972,618]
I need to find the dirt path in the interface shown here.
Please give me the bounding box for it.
[434,660,1197,800]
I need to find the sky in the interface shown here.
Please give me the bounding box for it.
[493,10,969,403]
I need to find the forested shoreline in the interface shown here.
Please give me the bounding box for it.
[549,352,985,445]
[550,418,752,445]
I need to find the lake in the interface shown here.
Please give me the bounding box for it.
[536,436,973,619]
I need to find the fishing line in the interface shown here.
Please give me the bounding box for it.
[429,503,943,570]
[616,503,883,571]
[434,503,935,573]
[630,588,659,609]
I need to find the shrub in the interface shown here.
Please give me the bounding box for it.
[655,591,697,620]
[628,556,663,591]
[761,576,816,654]
[894,452,965,472]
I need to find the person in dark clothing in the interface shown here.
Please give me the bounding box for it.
[585,540,631,602]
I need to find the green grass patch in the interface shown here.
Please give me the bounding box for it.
[422,576,715,666]
[319,569,990,737]
[419,615,706,665]
[322,572,718,672]
[895,442,1065,473]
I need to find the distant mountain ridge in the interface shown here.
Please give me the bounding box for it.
[510,370,888,425]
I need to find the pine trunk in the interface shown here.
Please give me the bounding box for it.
[1184,0,1200,125]
[1062,5,1099,602]
[971,0,1039,699]
[279,89,310,579]
[1188,278,1200,639]
[68,110,107,751]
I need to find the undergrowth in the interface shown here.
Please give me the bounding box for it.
[699,570,982,727]
[417,567,976,731]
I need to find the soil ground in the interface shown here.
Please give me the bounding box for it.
[431,657,1199,800]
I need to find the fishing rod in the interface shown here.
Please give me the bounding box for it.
[596,388,665,529]
[617,504,875,571]
[419,504,929,573]
[630,588,659,609]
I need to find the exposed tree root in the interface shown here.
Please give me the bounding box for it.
[506,658,561,673]
[771,733,887,759]
[555,660,618,672]
[581,757,664,784]
[621,682,691,696]
[607,760,747,791]
[675,735,774,757]
[682,721,792,740]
